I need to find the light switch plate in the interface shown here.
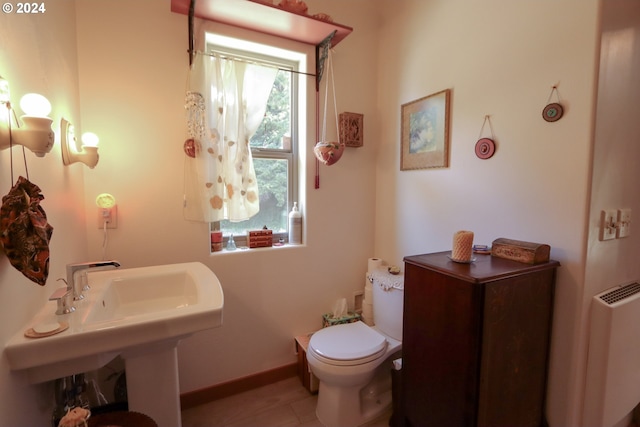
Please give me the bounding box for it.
[617,208,631,238]
[599,209,617,241]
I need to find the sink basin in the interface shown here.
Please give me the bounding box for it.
[84,266,200,325]
[4,262,224,383]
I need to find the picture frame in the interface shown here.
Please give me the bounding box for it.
[339,112,364,147]
[401,89,451,170]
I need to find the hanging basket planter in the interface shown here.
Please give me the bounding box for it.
[314,50,345,166]
[314,141,344,166]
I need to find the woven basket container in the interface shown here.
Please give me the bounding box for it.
[88,411,157,427]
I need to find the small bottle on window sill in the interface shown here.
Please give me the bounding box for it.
[288,203,302,244]
[226,234,237,251]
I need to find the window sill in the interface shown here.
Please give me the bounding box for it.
[210,243,304,255]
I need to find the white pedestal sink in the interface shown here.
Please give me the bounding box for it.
[4,262,224,427]
[123,341,183,427]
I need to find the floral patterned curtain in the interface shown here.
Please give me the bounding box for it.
[184,52,277,223]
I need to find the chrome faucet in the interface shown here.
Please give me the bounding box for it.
[49,283,76,315]
[66,260,121,300]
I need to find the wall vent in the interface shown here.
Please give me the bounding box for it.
[599,282,640,305]
[584,281,640,426]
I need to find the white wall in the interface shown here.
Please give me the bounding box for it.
[75,0,381,393]
[373,1,600,425]
[584,1,640,425]
[0,2,89,425]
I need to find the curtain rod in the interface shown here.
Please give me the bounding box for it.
[188,0,195,66]
[189,50,317,78]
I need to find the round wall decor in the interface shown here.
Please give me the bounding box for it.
[475,137,496,159]
[542,102,563,122]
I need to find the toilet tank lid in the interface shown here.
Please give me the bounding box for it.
[309,321,387,361]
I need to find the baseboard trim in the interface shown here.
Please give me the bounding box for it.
[180,362,298,410]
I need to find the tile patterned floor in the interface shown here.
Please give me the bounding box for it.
[181,377,392,427]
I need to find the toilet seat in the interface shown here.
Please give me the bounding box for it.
[309,321,388,366]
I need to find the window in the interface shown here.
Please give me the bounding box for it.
[207,35,303,249]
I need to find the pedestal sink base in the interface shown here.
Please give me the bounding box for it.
[123,340,183,427]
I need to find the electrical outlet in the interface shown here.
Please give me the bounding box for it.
[617,208,631,238]
[599,209,617,241]
[97,206,117,229]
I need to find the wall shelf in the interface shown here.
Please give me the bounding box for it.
[170,0,353,48]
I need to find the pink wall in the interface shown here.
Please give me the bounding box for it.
[75,0,381,395]
[3,1,637,426]
[0,2,89,425]
[374,1,601,425]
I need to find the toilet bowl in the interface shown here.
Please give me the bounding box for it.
[308,268,404,427]
[307,321,402,427]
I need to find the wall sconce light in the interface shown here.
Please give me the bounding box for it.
[60,117,100,168]
[0,76,55,157]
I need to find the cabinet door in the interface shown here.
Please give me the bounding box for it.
[402,263,483,427]
[477,270,555,427]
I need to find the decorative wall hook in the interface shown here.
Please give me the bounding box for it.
[316,31,336,92]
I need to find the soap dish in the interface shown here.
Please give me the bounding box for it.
[24,321,69,338]
[388,266,401,275]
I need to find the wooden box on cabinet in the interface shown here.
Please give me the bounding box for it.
[400,252,559,427]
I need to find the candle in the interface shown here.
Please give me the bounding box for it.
[452,230,474,262]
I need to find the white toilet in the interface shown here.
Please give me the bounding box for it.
[307,273,403,427]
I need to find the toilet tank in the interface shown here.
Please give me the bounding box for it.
[371,273,404,341]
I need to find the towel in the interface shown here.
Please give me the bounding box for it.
[0,176,53,285]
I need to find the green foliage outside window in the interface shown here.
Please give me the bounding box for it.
[220,69,292,236]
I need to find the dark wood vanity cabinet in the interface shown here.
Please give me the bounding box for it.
[399,252,559,427]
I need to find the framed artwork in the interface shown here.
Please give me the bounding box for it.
[401,89,451,170]
[339,112,364,147]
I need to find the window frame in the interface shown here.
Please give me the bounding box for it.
[207,39,301,250]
